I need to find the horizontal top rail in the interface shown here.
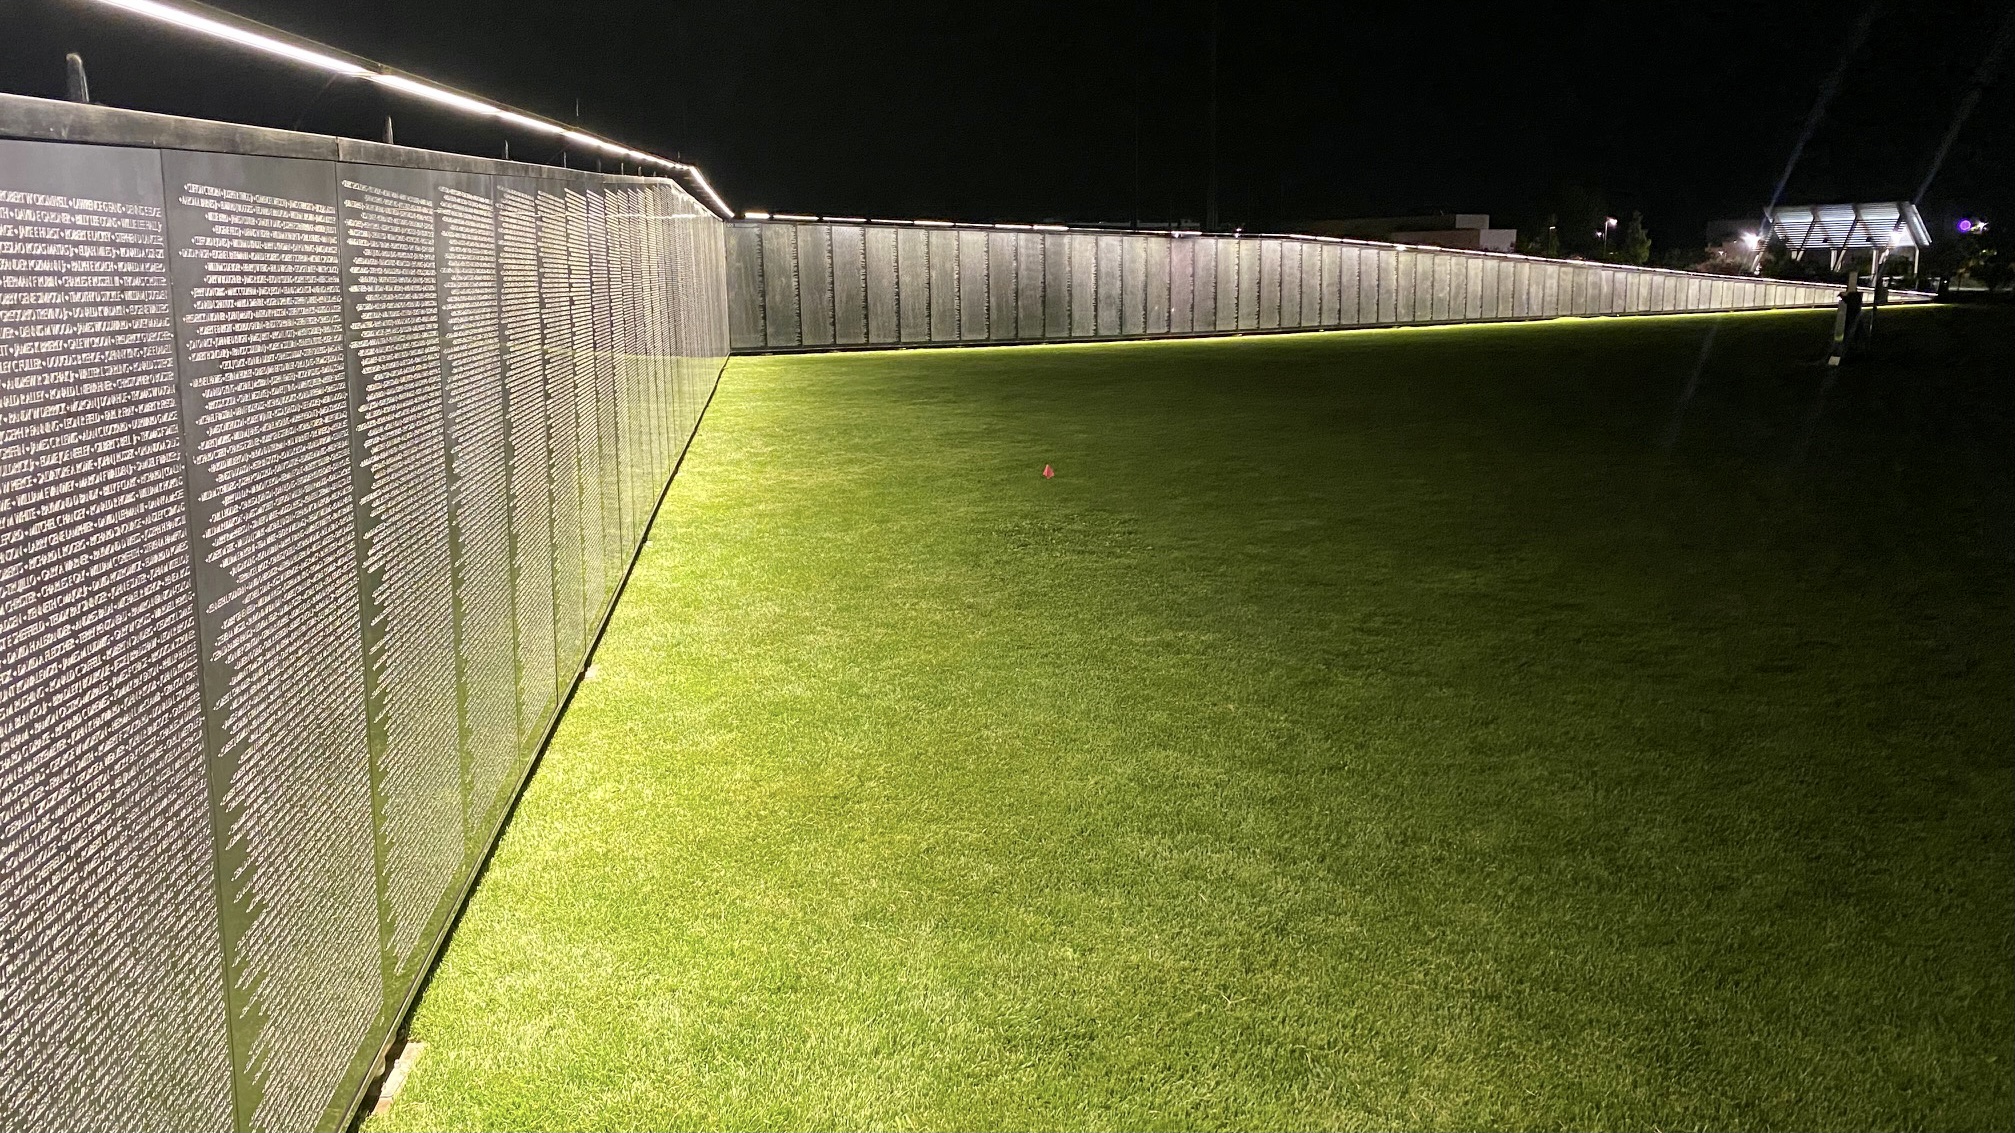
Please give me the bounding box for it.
[730,212,1927,296]
[0,93,716,211]
[66,0,733,216]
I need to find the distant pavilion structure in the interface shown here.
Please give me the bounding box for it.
[1762,201,1932,275]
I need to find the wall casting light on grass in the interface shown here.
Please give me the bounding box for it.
[0,13,1978,1132]
[0,94,728,1131]
[372,307,2012,1131]
[723,218,1874,353]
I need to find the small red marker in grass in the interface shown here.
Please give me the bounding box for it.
[1042,464,1054,479]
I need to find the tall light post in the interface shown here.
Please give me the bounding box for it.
[1599,215,1618,255]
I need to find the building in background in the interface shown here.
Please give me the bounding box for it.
[1761,201,1932,275]
[1292,213,1518,252]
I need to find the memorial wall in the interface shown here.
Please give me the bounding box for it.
[0,95,728,1132]
[725,219,1864,352]
[0,87,1927,1133]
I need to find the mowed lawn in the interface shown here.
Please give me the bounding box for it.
[372,306,2013,1131]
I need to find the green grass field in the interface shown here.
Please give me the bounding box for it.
[371,307,2013,1131]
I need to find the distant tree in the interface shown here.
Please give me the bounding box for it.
[1518,183,1608,258]
[1919,231,1978,281]
[1976,237,2012,291]
[1518,213,1562,257]
[1759,246,1827,281]
[1656,244,1707,270]
[1921,229,2009,290]
[1550,182,1610,259]
[1617,211,1652,266]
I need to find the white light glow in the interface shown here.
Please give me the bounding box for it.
[490,108,565,136]
[669,167,731,220]
[1032,223,1067,232]
[825,216,868,223]
[772,212,817,221]
[88,0,368,75]
[82,0,734,216]
[1740,232,1761,249]
[742,211,772,220]
[561,131,622,154]
[370,74,494,118]
[913,219,954,227]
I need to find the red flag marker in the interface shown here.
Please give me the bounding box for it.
[1042,464,1054,479]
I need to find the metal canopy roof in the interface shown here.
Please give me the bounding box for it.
[1764,201,1933,251]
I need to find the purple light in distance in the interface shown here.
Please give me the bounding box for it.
[1957,218,1975,233]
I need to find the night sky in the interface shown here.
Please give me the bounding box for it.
[6,0,2010,252]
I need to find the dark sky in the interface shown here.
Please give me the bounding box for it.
[6,0,2010,250]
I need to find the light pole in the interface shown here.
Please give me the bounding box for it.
[1599,215,1618,256]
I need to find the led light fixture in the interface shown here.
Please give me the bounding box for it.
[78,0,733,217]
[89,0,366,75]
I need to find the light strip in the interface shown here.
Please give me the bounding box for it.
[370,73,498,119]
[78,0,734,217]
[87,0,368,75]
[561,129,625,156]
[491,108,565,137]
